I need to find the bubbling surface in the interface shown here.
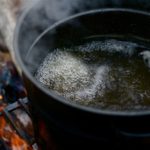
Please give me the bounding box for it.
[35,39,150,111]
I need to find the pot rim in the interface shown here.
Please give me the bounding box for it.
[14,7,150,117]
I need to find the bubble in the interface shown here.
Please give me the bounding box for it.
[35,48,110,105]
[140,50,150,68]
[70,65,109,103]
[75,39,137,57]
[35,39,150,111]
[35,50,90,93]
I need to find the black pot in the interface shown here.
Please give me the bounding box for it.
[14,9,150,149]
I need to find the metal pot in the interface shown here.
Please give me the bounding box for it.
[14,8,150,148]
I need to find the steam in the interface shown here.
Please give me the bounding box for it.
[18,0,127,58]
[44,0,79,20]
[0,0,40,72]
[18,0,150,70]
[21,0,40,9]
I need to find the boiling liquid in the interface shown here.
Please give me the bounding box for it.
[35,38,150,111]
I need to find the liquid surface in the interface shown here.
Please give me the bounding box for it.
[35,39,150,111]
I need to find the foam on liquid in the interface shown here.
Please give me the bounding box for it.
[35,39,150,111]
